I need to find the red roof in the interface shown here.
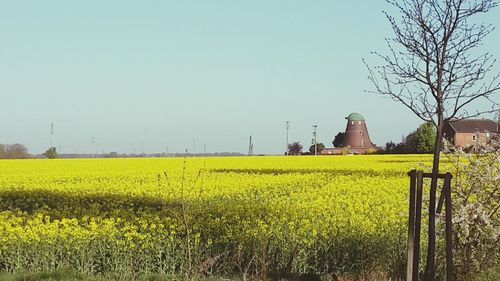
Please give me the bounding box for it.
[448,119,498,133]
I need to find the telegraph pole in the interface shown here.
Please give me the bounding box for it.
[193,139,196,157]
[91,137,97,158]
[285,121,290,155]
[312,124,318,155]
[248,135,254,156]
[50,122,54,149]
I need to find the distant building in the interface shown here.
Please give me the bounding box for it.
[343,112,375,151]
[443,118,499,147]
[321,147,343,155]
[321,112,376,155]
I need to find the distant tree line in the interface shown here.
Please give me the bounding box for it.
[384,122,436,154]
[287,141,303,155]
[0,143,30,159]
[294,122,436,155]
[43,147,57,159]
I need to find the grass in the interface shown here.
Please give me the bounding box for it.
[0,269,238,281]
[2,266,499,281]
[471,263,500,281]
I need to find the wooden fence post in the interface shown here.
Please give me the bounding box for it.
[407,170,417,281]
[408,170,454,281]
[413,171,423,280]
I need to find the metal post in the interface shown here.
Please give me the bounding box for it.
[285,121,290,155]
[313,124,318,155]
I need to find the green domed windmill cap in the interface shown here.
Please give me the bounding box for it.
[346,112,365,121]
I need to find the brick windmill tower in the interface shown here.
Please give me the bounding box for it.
[344,112,374,150]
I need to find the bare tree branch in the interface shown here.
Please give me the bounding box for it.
[365,1,500,279]
[366,0,500,125]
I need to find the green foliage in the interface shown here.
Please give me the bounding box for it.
[403,131,418,153]
[384,122,436,154]
[333,132,345,148]
[44,147,57,159]
[103,152,120,158]
[287,141,303,155]
[341,147,350,155]
[0,269,238,281]
[384,140,411,154]
[0,144,4,159]
[470,263,500,281]
[309,143,325,154]
[414,122,436,153]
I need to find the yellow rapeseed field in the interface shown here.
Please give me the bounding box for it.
[0,155,433,278]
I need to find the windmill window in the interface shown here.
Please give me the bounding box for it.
[358,121,362,125]
[472,135,477,141]
[351,121,354,125]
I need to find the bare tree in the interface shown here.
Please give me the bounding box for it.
[365,0,500,279]
[287,141,303,155]
[3,144,30,159]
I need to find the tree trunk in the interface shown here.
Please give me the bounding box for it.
[425,121,444,280]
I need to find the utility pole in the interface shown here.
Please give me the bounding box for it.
[248,135,254,156]
[285,121,290,155]
[204,144,207,155]
[193,139,196,157]
[91,137,97,158]
[312,124,318,155]
[50,122,54,149]
[141,141,144,157]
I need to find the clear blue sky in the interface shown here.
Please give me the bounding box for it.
[1,0,499,154]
